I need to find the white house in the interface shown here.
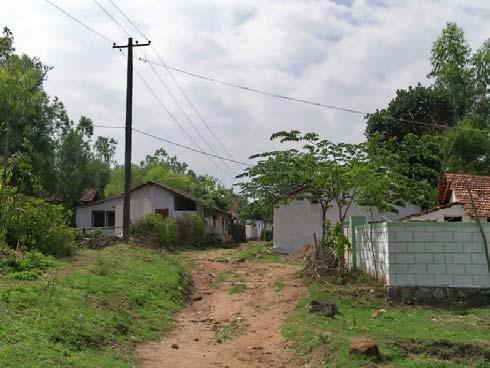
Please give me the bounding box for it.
[273,198,420,254]
[401,173,490,223]
[75,181,233,241]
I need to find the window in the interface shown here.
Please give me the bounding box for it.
[156,209,169,218]
[174,195,196,211]
[92,211,106,227]
[444,216,462,222]
[106,211,115,227]
[92,211,115,228]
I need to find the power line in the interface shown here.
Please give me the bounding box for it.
[94,124,251,167]
[99,1,237,177]
[129,57,236,179]
[93,0,132,38]
[106,0,240,171]
[138,57,490,134]
[45,0,113,43]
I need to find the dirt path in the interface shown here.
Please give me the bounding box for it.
[137,247,306,368]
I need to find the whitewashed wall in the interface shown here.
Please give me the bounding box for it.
[355,222,490,288]
[273,199,420,253]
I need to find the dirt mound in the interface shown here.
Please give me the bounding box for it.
[287,243,314,261]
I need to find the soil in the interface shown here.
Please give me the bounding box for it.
[137,247,306,368]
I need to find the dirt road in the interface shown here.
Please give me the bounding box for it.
[137,247,305,368]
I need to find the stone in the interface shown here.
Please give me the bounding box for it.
[171,343,179,349]
[307,300,337,317]
[192,295,203,302]
[371,309,384,319]
[349,342,381,360]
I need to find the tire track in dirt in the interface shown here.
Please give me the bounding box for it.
[137,248,305,368]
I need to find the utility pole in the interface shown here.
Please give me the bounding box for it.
[113,38,150,241]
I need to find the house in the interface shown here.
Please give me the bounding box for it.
[245,220,273,240]
[273,196,420,254]
[75,181,233,241]
[401,173,490,222]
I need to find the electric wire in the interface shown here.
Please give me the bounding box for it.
[106,0,240,170]
[93,124,251,167]
[98,0,237,177]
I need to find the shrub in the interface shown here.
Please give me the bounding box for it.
[175,214,207,247]
[129,214,167,248]
[260,229,273,242]
[165,218,179,248]
[176,215,193,247]
[189,214,206,247]
[0,250,57,280]
[230,224,246,243]
[205,233,221,247]
[5,196,76,257]
[129,214,180,249]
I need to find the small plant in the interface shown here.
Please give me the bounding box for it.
[213,320,246,343]
[272,277,286,292]
[229,283,247,294]
[0,251,57,280]
[260,229,273,242]
[85,228,104,239]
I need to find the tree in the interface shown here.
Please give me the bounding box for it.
[365,85,455,139]
[94,136,117,165]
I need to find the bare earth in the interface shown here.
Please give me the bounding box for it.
[137,247,306,368]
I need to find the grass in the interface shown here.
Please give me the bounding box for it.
[234,244,283,262]
[229,283,247,294]
[272,277,286,292]
[213,271,244,288]
[0,244,190,367]
[283,280,490,368]
[213,320,246,343]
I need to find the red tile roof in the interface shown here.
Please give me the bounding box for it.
[438,173,490,217]
[80,188,98,202]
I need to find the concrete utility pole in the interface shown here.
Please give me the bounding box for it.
[113,38,150,241]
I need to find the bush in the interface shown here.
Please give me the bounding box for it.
[229,224,246,243]
[260,229,273,242]
[176,214,207,247]
[5,196,76,257]
[205,233,221,247]
[129,214,167,248]
[129,214,180,249]
[0,250,57,280]
[189,214,206,247]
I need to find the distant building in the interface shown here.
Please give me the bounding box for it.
[401,173,490,222]
[273,188,420,254]
[75,181,233,241]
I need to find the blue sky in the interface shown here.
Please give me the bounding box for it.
[1,0,490,186]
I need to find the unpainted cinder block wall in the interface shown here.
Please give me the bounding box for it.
[355,222,490,288]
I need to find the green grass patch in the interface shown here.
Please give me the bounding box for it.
[229,283,247,294]
[0,244,190,367]
[213,271,244,288]
[272,277,286,292]
[283,281,490,367]
[213,320,246,343]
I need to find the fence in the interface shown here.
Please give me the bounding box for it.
[353,221,490,302]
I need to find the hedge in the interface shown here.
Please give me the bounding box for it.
[131,213,207,248]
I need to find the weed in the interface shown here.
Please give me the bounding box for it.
[272,277,286,292]
[213,320,246,343]
[0,244,190,367]
[213,271,244,288]
[229,283,247,294]
[282,281,490,367]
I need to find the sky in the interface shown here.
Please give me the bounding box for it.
[1,0,490,187]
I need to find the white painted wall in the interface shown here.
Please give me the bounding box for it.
[76,183,198,236]
[273,199,420,253]
[355,222,490,288]
[405,204,471,222]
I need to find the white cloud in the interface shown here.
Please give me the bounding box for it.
[1,0,490,187]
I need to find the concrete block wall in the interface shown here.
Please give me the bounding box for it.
[355,224,390,283]
[355,222,490,288]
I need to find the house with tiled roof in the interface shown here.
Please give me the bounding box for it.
[402,173,490,222]
[75,181,233,240]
